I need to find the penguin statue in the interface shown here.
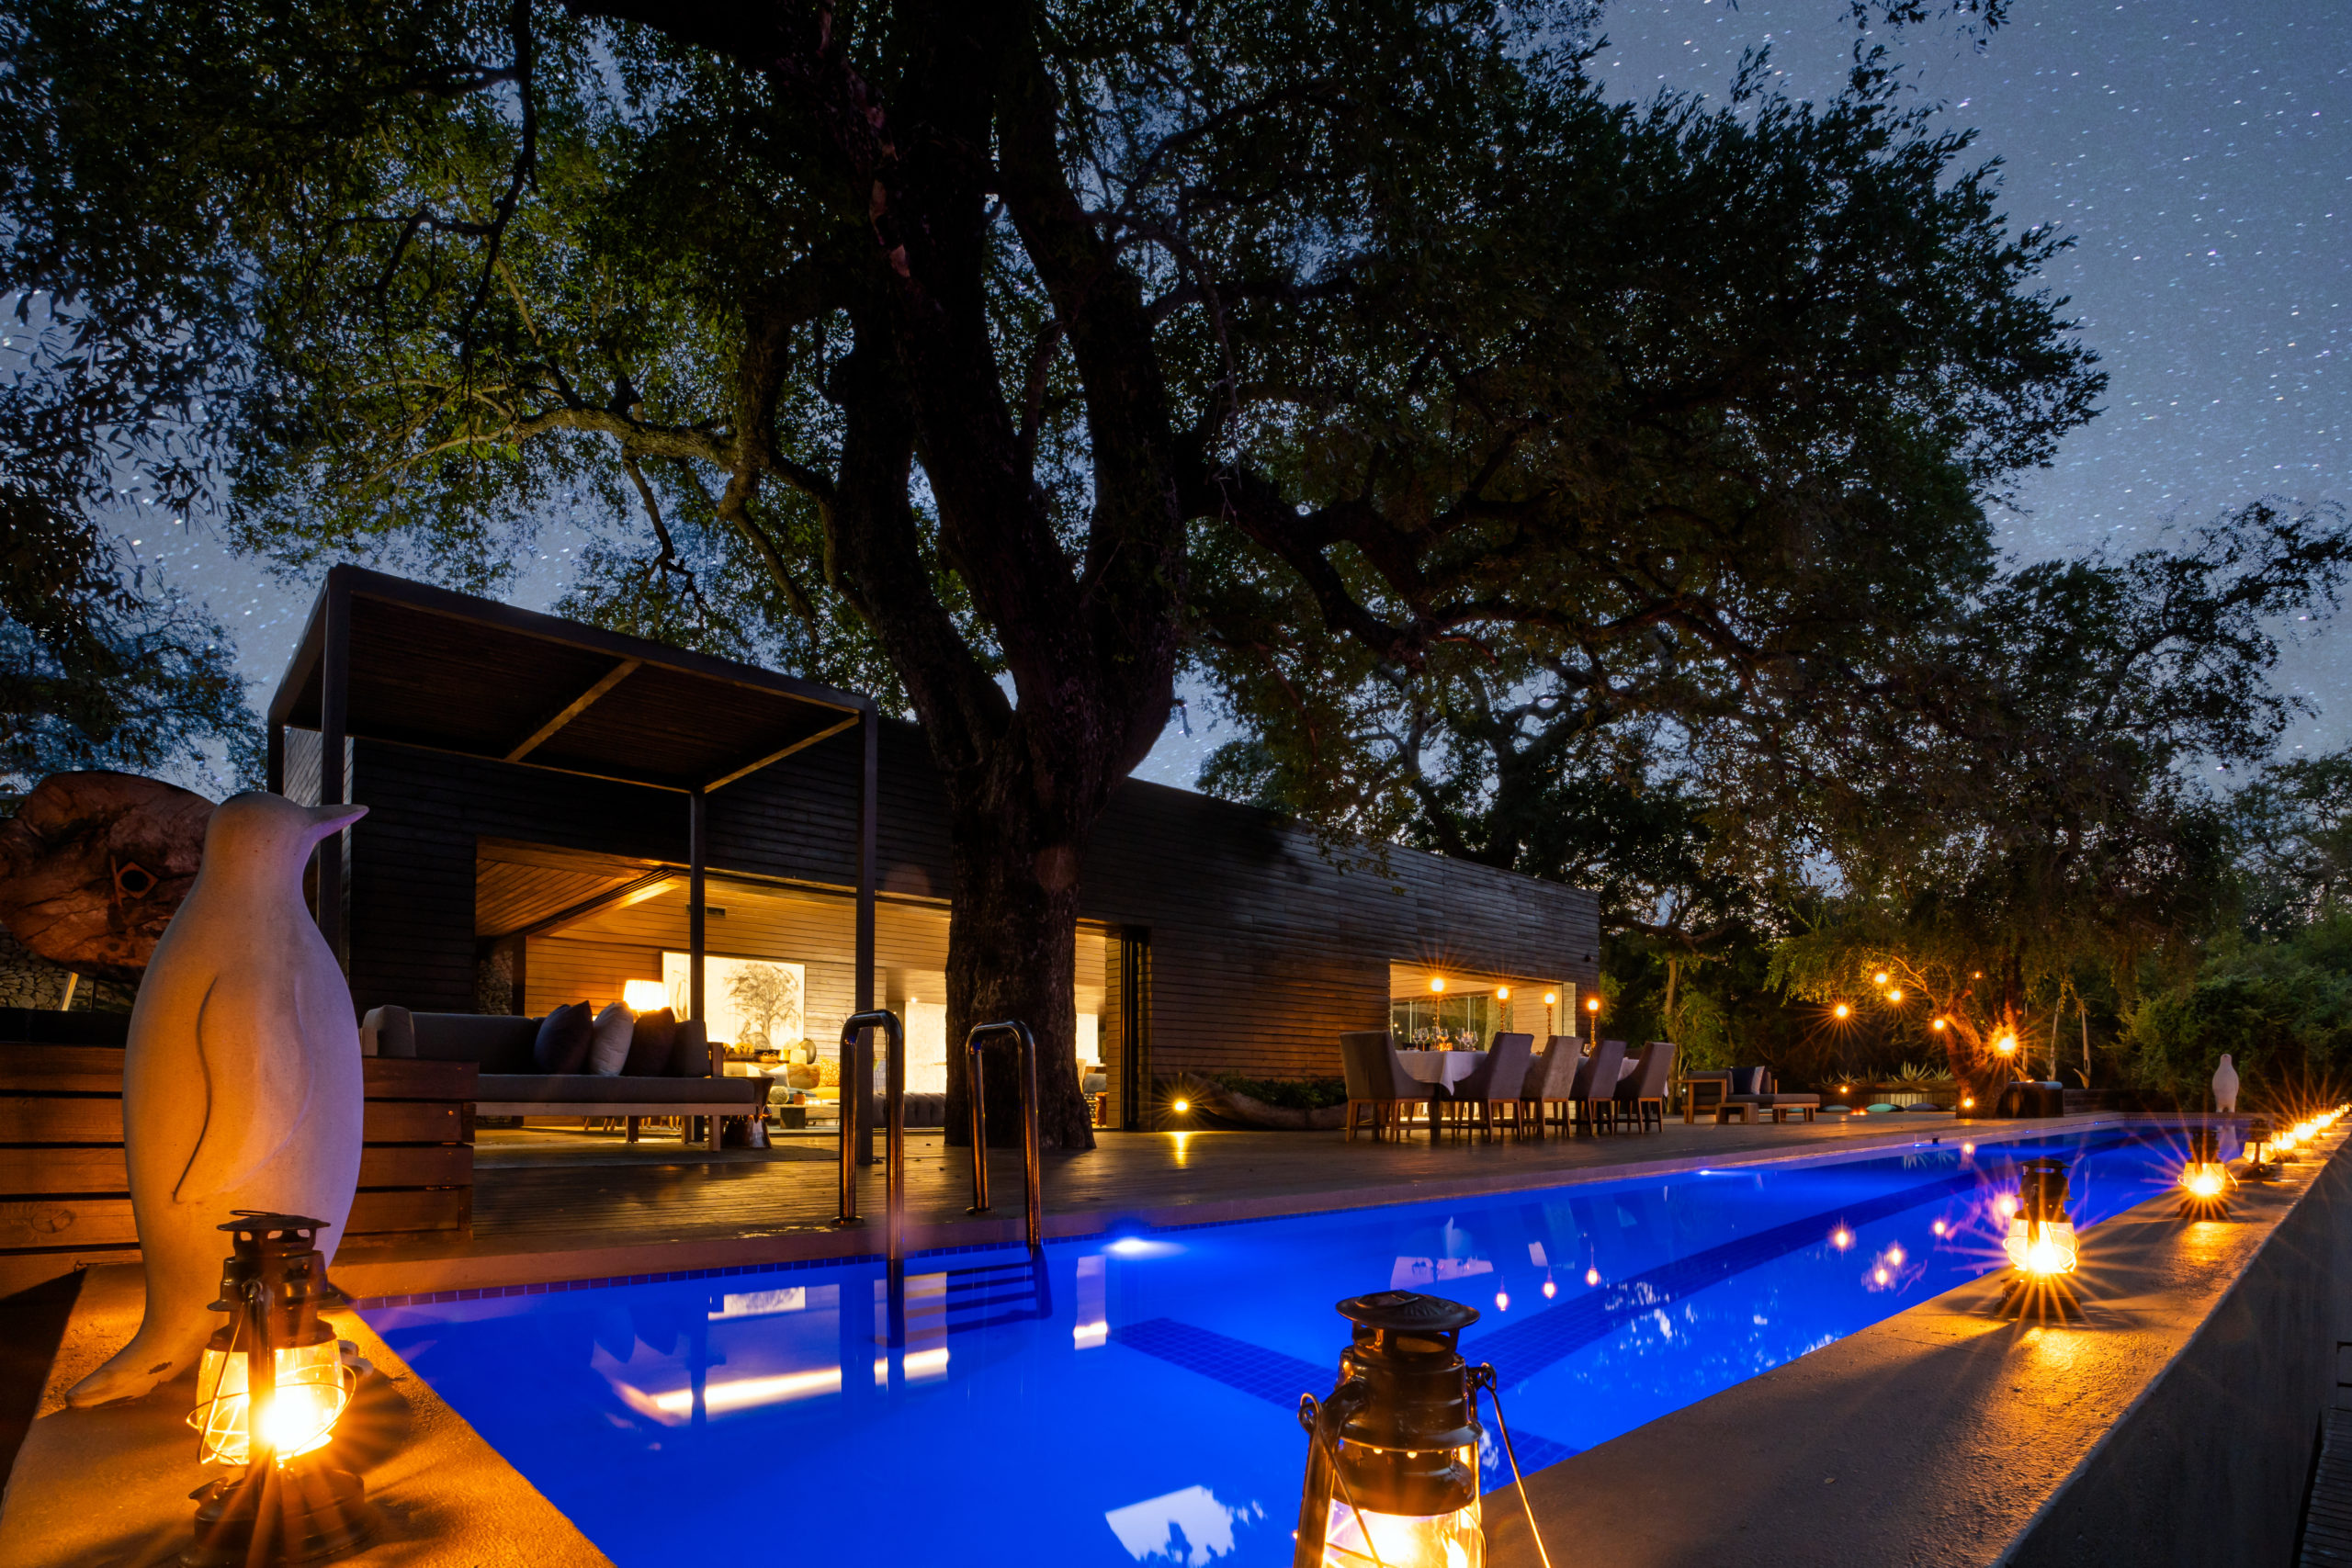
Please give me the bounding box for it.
[2212,1053,2240,1115]
[67,793,368,1406]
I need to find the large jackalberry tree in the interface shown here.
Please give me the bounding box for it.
[1,0,2093,1145]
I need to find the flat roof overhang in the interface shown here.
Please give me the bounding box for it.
[266,566,869,795]
[266,567,882,1089]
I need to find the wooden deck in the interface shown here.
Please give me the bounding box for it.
[331,1112,2109,1300]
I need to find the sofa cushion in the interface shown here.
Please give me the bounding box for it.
[623,1009,677,1076]
[668,1017,713,1078]
[477,1073,770,1108]
[587,1002,634,1076]
[534,1001,594,1074]
[410,1012,540,1072]
[1728,1066,1770,1097]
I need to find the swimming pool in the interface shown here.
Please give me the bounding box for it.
[365,1125,2203,1566]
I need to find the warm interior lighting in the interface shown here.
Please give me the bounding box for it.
[1429,976,1447,993]
[622,979,670,1013]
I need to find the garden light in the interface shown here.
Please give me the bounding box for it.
[1999,1157,2080,1317]
[1994,1033,2018,1058]
[1833,1003,1850,1020]
[1294,1292,1486,1568]
[186,1213,372,1566]
[2177,1126,2231,1218]
[1886,989,1903,1003]
[1872,972,1889,986]
[1932,1017,1949,1032]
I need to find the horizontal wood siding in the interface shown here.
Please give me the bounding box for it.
[0,1042,478,1289]
[342,718,1599,1082]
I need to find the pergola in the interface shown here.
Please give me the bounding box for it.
[266,565,879,1027]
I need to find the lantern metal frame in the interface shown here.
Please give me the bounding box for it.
[1996,1157,2082,1321]
[1295,1292,1487,1568]
[184,1212,375,1568]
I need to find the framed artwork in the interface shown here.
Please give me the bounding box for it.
[661,952,807,1052]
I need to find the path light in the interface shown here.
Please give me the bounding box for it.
[187,1213,372,1566]
[1999,1157,2080,1319]
[1833,1003,1850,1020]
[2177,1126,2232,1219]
[1294,1292,1485,1568]
[1961,1094,1976,1111]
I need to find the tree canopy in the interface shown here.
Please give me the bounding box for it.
[4,0,2130,1131]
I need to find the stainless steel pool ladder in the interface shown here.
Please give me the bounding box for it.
[963,1020,1045,1251]
[834,1010,907,1266]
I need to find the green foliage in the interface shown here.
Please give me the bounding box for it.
[1208,1073,1351,1112]
[2233,748,2352,938]
[2122,916,2352,1105]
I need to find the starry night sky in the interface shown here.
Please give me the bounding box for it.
[105,0,2349,786]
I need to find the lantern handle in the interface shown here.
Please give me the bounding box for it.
[1293,1381,1386,1568]
[1472,1363,1556,1568]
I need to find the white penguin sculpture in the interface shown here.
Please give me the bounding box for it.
[2213,1053,2240,1115]
[68,792,368,1406]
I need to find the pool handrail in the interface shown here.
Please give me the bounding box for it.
[963,1020,1045,1250]
[834,1009,907,1265]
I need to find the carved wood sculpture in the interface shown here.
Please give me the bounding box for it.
[0,771,215,983]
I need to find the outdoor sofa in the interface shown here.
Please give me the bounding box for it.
[1717,1066,1821,1123]
[361,1004,769,1150]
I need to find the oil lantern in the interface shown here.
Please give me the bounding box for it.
[2177,1126,2232,1218]
[1998,1157,2079,1316]
[1295,1292,1485,1568]
[186,1212,372,1566]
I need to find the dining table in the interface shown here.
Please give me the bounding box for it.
[1392,1048,1485,1143]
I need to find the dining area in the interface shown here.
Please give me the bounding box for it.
[1338,1030,1679,1144]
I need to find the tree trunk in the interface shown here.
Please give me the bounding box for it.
[941,787,1092,1150]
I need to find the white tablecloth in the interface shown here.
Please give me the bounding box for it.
[1394,1050,1483,1089]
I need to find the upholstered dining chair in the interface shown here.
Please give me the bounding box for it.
[1521,1037,1581,1139]
[1443,1033,1532,1143]
[1577,1038,1628,1133]
[1615,1041,1678,1132]
[1338,1030,1387,1142]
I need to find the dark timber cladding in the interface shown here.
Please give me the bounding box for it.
[266,567,879,1027]
[273,570,1599,1092]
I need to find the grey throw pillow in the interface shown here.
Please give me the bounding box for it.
[533,1001,594,1074]
[587,1002,634,1076]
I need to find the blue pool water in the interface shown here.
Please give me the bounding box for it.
[366,1125,2204,1566]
